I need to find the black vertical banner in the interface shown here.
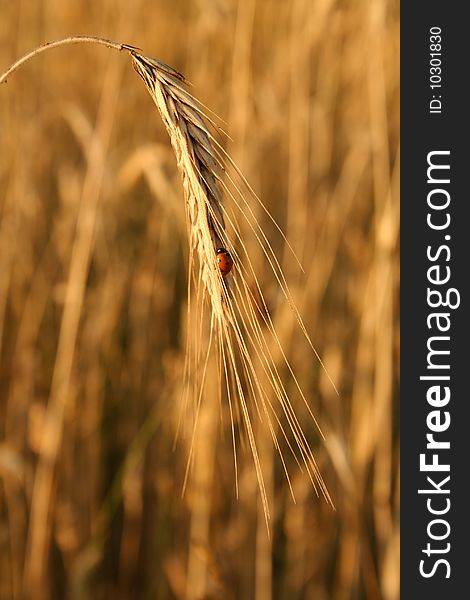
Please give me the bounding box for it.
[401,5,468,598]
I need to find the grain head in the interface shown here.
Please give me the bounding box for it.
[129,49,334,520]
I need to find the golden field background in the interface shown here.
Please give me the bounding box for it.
[0,1,399,599]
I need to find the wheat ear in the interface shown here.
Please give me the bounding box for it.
[128,49,335,515]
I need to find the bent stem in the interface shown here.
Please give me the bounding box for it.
[0,36,135,84]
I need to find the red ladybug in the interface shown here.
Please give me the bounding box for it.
[216,247,233,277]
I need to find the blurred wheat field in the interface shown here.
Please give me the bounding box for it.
[0,1,399,599]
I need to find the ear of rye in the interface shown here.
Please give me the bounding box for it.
[130,50,334,517]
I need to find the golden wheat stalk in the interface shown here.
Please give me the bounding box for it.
[1,38,335,526]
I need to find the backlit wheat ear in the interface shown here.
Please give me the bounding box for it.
[129,49,335,519]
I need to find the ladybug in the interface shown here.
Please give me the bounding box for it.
[216,247,233,277]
